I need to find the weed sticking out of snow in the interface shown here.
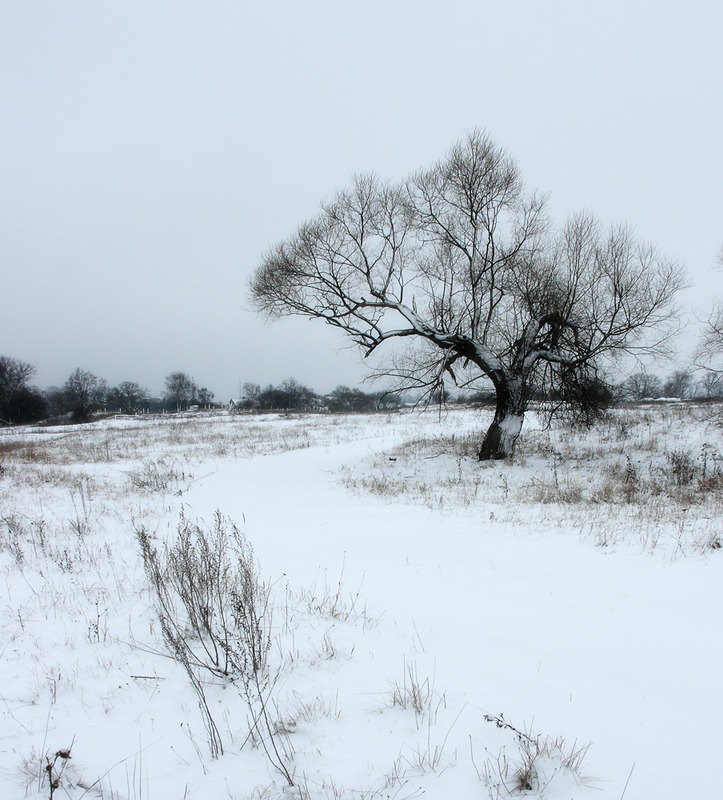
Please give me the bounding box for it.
[480,714,593,798]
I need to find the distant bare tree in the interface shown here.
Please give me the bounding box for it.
[64,368,106,422]
[278,377,315,409]
[108,381,150,414]
[164,371,198,411]
[663,370,693,399]
[0,356,35,423]
[0,355,47,424]
[253,378,317,411]
[44,386,68,417]
[252,131,684,459]
[622,371,663,400]
[699,307,723,366]
[240,382,261,409]
[694,246,723,375]
[696,370,723,399]
[197,386,215,406]
[327,385,379,412]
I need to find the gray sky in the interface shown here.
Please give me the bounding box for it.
[2,0,721,401]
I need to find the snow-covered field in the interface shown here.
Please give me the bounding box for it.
[1,404,721,799]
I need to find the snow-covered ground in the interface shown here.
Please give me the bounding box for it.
[1,404,721,799]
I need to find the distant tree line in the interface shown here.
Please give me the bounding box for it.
[439,368,721,406]
[618,369,722,401]
[232,367,723,416]
[233,379,401,413]
[0,358,216,425]
[2,353,722,428]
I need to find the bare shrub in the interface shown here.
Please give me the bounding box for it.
[1,513,27,566]
[136,512,293,783]
[136,510,271,680]
[666,448,697,487]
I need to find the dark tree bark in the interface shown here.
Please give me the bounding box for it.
[477,374,525,460]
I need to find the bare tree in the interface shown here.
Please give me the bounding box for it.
[0,355,45,424]
[164,371,198,411]
[621,371,663,401]
[327,385,379,412]
[250,378,318,411]
[699,306,723,368]
[196,386,215,406]
[240,382,261,409]
[64,368,107,422]
[108,381,150,414]
[695,245,723,375]
[696,370,723,399]
[662,369,693,399]
[252,131,684,459]
[0,356,35,423]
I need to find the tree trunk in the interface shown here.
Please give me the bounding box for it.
[478,376,525,461]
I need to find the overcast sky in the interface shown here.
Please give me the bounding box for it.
[2,1,721,400]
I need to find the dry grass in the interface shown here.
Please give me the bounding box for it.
[481,714,593,798]
[3,404,722,560]
[338,402,723,555]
